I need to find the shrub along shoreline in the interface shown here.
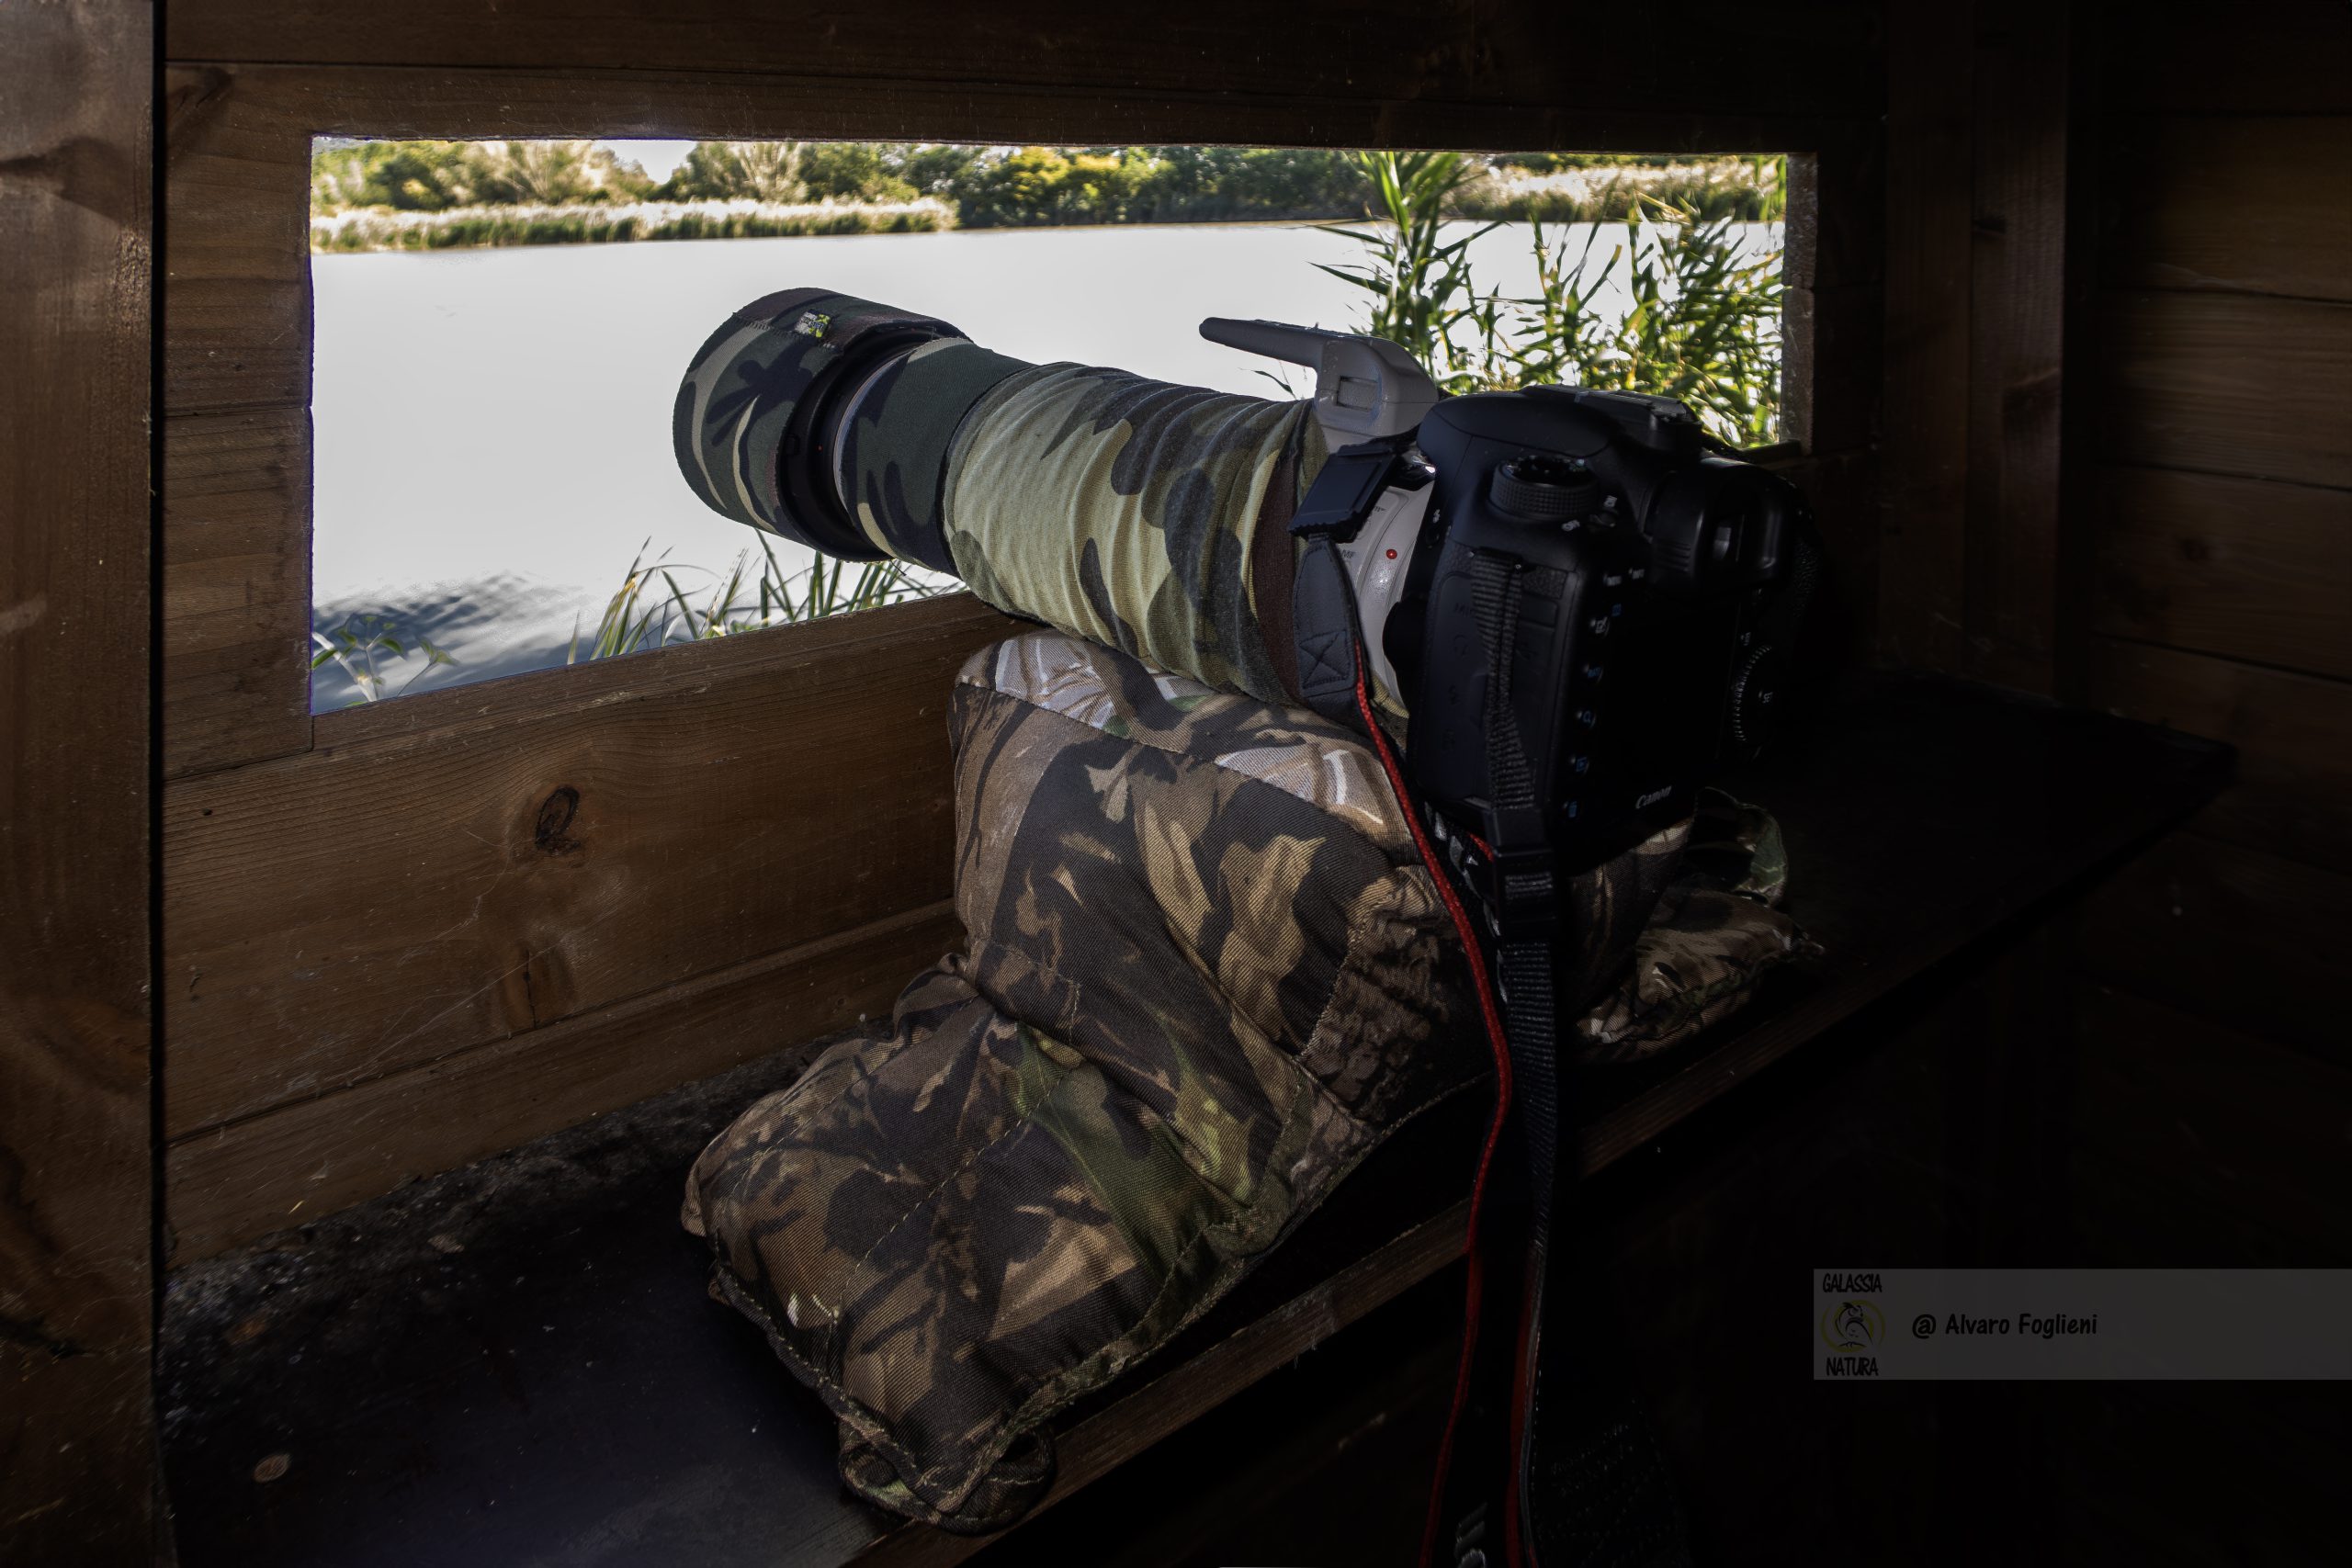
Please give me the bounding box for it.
[311,197,949,252]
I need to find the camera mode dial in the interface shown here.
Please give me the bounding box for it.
[1729,641,1786,746]
[1489,455,1600,521]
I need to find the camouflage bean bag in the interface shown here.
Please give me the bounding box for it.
[683,631,1813,1532]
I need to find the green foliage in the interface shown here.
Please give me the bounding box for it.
[1467,210,1783,444]
[658,141,808,203]
[570,539,953,663]
[1491,152,1683,173]
[309,613,459,704]
[309,140,1784,245]
[1457,163,1785,224]
[1316,152,1498,371]
[897,143,985,197]
[310,140,652,212]
[797,141,921,203]
[1328,152,1783,446]
[311,141,472,211]
[944,144,1371,228]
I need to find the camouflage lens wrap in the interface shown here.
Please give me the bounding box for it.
[834,337,1034,572]
[684,631,1476,1531]
[673,288,969,559]
[941,365,1329,705]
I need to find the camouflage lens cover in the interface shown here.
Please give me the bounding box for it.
[673,288,972,559]
[834,338,1035,572]
[942,365,1329,705]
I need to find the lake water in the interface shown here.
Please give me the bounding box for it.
[311,220,1778,705]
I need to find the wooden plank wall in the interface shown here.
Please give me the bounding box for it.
[1879,0,2349,1264]
[0,1,157,1560]
[2067,0,2352,1264]
[1878,0,2088,693]
[154,1,1890,1262]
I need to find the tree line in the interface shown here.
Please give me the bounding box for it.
[311,141,1780,228]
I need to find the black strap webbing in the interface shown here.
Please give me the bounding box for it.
[1287,444,1562,1567]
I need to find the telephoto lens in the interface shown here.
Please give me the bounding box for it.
[674,288,1330,705]
[677,287,1815,874]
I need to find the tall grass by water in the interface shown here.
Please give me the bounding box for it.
[568,540,953,667]
[1325,151,1782,445]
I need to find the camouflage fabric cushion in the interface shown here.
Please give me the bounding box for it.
[682,632,1812,1530]
[1574,789,1819,1063]
[683,631,1480,1531]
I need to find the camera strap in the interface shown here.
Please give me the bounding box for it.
[1289,441,1563,1568]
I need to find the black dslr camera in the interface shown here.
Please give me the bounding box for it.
[677,293,1816,1564]
[1214,320,1814,904]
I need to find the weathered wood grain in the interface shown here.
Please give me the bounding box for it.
[163,1,1882,126]
[162,66,309,416]
[2070,983,2352,1264]
[165,900,964,1260]
[2104,1,2352,114]
[2098,291,2352,489]
[2102,116,2352,302]
[1783,136,1887,295]
[1782,279,1884,463]
[1777,138,1884,474]
[1962,0,2073,694]
[0,1,157,1560]
[162,407,313,776]
[163,594,1016,1139]
[2091,467,2352,681]
[2083,636,2352,876]
[2074,829,2352,1066]
[1877,2,1974,674]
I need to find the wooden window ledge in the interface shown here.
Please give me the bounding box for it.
[158,672,2229,1567]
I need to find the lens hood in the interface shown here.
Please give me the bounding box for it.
[673,288,968,559]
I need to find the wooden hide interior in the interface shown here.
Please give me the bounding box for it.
[1,0,2344,1560]
[152,1,1887,1265]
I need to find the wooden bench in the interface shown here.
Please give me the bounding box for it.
[157,672,2228,1567]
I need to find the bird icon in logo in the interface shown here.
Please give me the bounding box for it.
[1820,1298,1883,1351]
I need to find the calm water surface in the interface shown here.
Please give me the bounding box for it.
[311,221,1776,705]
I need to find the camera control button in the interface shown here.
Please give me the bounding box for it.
[1570,755,1591,774]
[1576,708,1598,728]
[1491,455,1600,520]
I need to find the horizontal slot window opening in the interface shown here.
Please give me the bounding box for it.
[307,138,1791,708]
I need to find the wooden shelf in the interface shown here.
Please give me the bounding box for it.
[158,672,2229,1568]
